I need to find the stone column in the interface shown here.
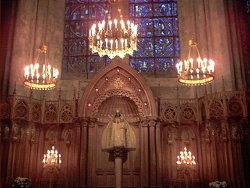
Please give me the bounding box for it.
[112,148,127,188]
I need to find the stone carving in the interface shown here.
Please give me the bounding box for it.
[20,128,26,140]
[209,100,224,119]
[47,130,57,144]
[61,104,73,123]
[92,89,144,117]
[113,77,125,89]
[12,124,19,139]
[31,103,41,122]
[205,124,211,143]
[102,111,136,152]
[45,104,57,123]
[221,121,228,141]
[228,99,243,116]
[181,107,195,121]
[14,100,28,119]
[231,123,242,141]
[162,103,177,122]
[166,127,174,144]
[0,102,10,119]
[4,126,9,139]
[30,127,36,143]
[64,128,73,144]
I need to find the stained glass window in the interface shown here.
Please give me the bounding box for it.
[63,0,179,76]
[63,0,111,77]
[129,0,180,73]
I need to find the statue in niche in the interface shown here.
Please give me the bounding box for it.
[65,129,72,144]
[30,127,36,143]
[4,126,9,139]
[48,130,56,144]
[20,128,26,140]
[231,124,241,141]
[101,110,136,152]
[167,127,173,144]
[12,124,19,139]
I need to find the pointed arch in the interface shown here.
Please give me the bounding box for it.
[79,61,157,118]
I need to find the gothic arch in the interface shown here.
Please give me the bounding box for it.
[79,61,157,118]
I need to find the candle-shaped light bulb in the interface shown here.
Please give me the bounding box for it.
[109,20,112,30]
[121,38,124,48]
[114,19,118,28]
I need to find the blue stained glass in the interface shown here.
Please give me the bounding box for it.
[129,0,179,73]
[89,0,107,2]
[172,17,179,36]
[71,5,88,20]
[67,57,87,73]
[174,37,180,56]
[155,58,175,72]
[63,41,69,56]
[130,0,152,2]
[87,56,111,72]
[130,59,155,72]
[153,18,175,36]
[155,38,175,57]
[64,22,71,38]
[134,4,153,17]
[70,22,88,37]
[153,3,177,17]
[89,4,109,19]
[65,7,71,20]
[153,0,177,2]
[69,39,87,56]
[134,38,154,57]
[135,18,153,37]
[63,1,111,75]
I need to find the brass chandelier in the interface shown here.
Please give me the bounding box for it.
[42,146,62,168]
[176,147,196,168]
[176,40,215,86]
[24,45,59,90]
[23,0,59,90]
[89,9,138,59]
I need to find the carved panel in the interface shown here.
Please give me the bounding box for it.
[209,100,224,119]
[161,103,177,122]
[60,104,73,123]
[31,102,42,122]
[45,104,58,123]
[0,102,10,119]
[180,103,196,122]
[228,98,243,117]
[14,100,28,119]
[92,89,144,117]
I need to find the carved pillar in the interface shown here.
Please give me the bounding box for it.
[140,118,162,187]
[76,117,92,187]
[111,148,128,188]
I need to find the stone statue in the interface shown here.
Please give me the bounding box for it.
[102,110,136,152]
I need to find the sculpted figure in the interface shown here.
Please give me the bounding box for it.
[102,110,136,151]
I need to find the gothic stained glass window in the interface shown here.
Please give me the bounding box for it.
[63,0,111,77]
[129,0,180,73]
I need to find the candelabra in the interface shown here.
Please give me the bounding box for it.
[24,45,59,90]
[89,9,138,59]
[42,146,62,169]
[176,40,215,86]
[176,147,197,188]
[176,147,196,169]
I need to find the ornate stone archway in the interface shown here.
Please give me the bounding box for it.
[79,60,157,119]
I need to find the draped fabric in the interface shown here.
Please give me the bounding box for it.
[101,112,136,152]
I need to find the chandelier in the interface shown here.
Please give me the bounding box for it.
[24,45,59,90]
[176,40,215,86]
[89,9,138,59]
[42,146,62,168]
[176,147,196,169]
